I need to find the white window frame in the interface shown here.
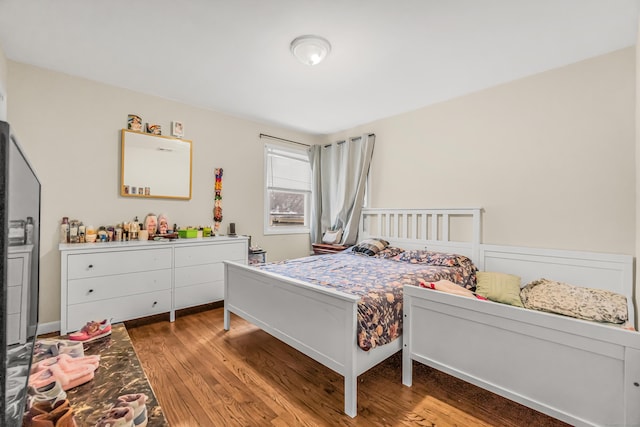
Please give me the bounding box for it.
[264,142,311,235]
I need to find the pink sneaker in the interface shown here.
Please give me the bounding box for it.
[69,319,112,342]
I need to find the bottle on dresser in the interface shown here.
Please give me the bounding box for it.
[131,216,139,240]
[79,223,86,243]
[60,217,69,244]
[69,219,80,244]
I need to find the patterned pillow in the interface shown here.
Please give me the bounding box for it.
[392,250,473,267]
[520,278,628,324]
[373,246,405,259]
[352,238,389,256]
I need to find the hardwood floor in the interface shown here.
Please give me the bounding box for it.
[126,306,569,427]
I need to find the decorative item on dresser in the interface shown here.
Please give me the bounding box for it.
[59,236,248,335]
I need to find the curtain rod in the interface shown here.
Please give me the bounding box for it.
[260,132,375,148]
[259,133,310,147]
[324,133,376,148]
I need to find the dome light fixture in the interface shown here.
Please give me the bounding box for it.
[290,35,331,66]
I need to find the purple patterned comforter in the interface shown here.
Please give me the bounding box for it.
[257,251,476,351]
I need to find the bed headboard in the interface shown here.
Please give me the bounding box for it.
[479,244,635,327]
[359,208,482,262]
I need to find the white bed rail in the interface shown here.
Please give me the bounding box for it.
[359,208,482,262]
[480,244,635,327]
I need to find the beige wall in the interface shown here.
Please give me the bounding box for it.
[330,48,636,256]
[7,62,320,325]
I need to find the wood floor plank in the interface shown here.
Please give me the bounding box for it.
[126,306,570,426]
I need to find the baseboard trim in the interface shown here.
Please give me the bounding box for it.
[37,320,60,336]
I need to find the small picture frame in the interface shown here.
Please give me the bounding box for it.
[127,114,142,132]
[171,121,184,138]
[146,123,162,135]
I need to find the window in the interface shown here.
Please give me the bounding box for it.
[264,143,311,234]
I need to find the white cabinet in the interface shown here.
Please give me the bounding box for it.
[174,240,247,310]
[7,245,32,344]
[60,237,248,335]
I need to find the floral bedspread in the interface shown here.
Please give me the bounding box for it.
[257,251,476,351]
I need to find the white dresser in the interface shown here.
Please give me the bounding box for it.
[59,236,248,335]
[7,245,32,344]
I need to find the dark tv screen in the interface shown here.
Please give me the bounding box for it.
[0,120,41,425]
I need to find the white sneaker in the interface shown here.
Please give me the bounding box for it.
[116,393,148,427]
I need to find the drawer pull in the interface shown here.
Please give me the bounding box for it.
[88,289,94,294]
[152,301,158,307]
[88,264,94,269]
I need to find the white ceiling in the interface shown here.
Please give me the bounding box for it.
[0,1,638,136]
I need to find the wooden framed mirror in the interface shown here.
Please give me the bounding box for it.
[120,129,192,200]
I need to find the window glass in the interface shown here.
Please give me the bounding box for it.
[265,144,311,234]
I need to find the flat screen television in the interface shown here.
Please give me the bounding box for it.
[0,120,41,425]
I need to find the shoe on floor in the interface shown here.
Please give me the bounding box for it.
[35,339,85,359]
[28,364,96,391]
[29,399,76,427]
[94,406,134,427]
[22,399,70,427]
[68,319,112,342]
[32,354,100,374]
[27,379,67,407]
[116,393,148,427]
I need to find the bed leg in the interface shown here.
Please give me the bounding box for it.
[344,374,357,418]
[402,344,413,386]
[224,307,230,331]
[402,306,413,386]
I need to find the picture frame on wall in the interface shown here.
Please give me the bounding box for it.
[172,121,184,138]
[146,123,162,135]
[127,114,142,132]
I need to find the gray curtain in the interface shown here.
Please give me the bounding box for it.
[308,134,375,245]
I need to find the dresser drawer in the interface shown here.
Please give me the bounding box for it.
[67,290,171,333]
[174,242,246,267]
[7,257,24,287]
[67,248,172,280]
[67,269,171,305]
[7,313,20,344]
[7,286,21,315]
[174,281,223,310]
[175,263,223,288]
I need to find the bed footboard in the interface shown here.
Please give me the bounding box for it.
[403,286,640,427]
[224,261,365,417]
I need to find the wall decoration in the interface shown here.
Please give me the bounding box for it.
[213,168,223,235]
[127,114,142,132]
[172,121,184,138]
[146,123,162,135]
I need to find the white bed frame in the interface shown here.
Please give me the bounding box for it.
[224,207,482,417]
[403,244,640,427]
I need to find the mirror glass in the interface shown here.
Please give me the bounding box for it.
[121,130,192,200]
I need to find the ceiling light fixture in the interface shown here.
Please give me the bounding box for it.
[290,35,331,66]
